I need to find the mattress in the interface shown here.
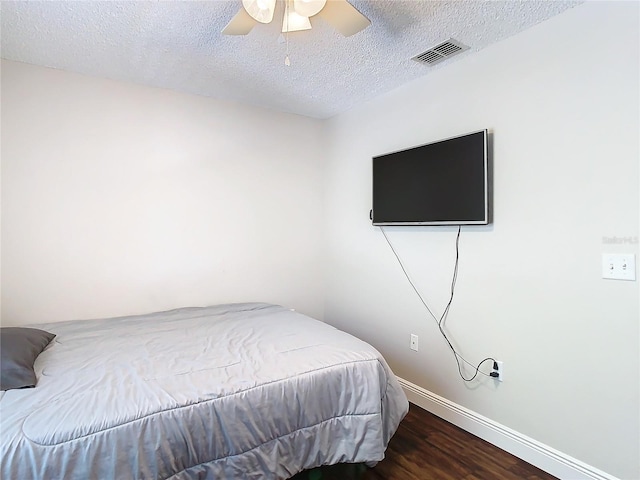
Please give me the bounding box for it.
[1,303,408,479]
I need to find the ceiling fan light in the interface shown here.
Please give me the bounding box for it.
[293,0,327,18]
[282,10,312,33]
[242,0,276,23]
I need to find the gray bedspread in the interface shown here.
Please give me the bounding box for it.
[1,303,408,479]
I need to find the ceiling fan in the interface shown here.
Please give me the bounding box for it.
[222,0,371,37]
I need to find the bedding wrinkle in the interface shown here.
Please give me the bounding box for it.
[21,358,390,446]
[171,413,382,478]
[1,303,408,479]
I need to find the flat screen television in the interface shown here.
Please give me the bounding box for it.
[372,129,490,226]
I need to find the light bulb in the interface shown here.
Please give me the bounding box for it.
[282,9,311,33]
[242,0,276,23]
[293,0,326,17]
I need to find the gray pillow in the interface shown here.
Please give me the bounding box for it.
[1,327,56,391]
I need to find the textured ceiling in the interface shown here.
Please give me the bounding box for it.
[1,0,581,119]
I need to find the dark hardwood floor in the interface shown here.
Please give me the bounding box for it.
[292,403,558,480]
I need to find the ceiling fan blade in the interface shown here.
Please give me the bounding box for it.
[222,8,257,35]
[316,0,370,37]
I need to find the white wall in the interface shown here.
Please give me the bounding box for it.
[1,2,638,479]
[323,2,638,479]
[1,61,326,324]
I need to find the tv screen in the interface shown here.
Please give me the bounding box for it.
[372,129,490,226]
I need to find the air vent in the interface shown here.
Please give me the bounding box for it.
[412,38,469,66]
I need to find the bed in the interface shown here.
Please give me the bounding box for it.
[0,302,408,479]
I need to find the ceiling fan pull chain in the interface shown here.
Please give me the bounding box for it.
[284,0,291,66]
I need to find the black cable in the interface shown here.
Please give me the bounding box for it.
[439,226,461,328]
[380,226,495,382]
[380,228,439,323]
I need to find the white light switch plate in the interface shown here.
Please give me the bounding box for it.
[602,254,636,281]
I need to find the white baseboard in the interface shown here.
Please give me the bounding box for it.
[397,377,619,480]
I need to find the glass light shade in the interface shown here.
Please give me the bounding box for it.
[293,0,327,17]
[242,0,276,23]
[282,10,312,32]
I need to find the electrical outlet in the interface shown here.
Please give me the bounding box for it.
[410,334,418,352]
[492,361,504,382]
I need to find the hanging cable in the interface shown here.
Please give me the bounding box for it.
[284,0,291,66]
[380,226,495,382]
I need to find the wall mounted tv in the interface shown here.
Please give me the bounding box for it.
[372,129,490,226]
